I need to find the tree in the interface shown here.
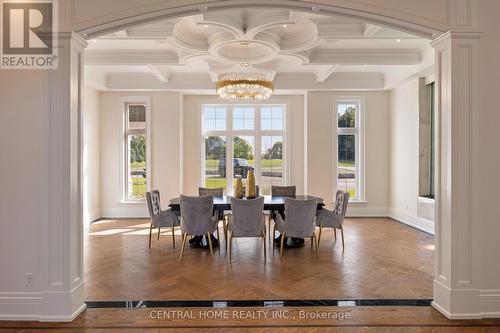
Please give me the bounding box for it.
[205,136,226,160]
[130,135,146,163]
[233,137,254,160]
[264,141,282,159]
[338,106,356,128]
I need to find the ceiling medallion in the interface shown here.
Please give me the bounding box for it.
[216,73,274,100]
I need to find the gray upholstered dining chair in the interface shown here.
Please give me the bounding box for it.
[146,190,180,250]
[269,185,296,235]
[199,187,225,246]
[274,197,319,258]
[227,197,266,261]
[178,195,219,261]
[271,185,296,197]
[316,190,350,250]
[198,187,223,197]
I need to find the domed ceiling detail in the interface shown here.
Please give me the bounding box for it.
[169,9,321,80]
[85,8,434,91]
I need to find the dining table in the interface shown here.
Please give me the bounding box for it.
[169,195,325,249]
[168,195,325,213]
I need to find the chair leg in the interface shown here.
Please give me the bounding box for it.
[313,234,319,258]
[149,224,153,249]
[157,227,161,240]
[179,233,187,261]
[280,232,285,258]
[207,232,214,258]
[229,233,233,262]
[334,228,337,241]
[223,217,228,249]
[317,225,323,248]
[171,226,175,250]
[263,233,267,259]
[268,216,272,238]
[272,227,276,252]
[340,227,345,251]
[216,225,221,252]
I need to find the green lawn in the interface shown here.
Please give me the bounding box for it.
[205,178,228,189]
[338,161,355,168]
[129,161,147,198]
[130,177,147,198]
[207,158,349,169]
[205,159,283,169]
[131,161,146,168]
[262,159,282,168]
[205,159,219,168]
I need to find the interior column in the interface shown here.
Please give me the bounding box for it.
[431,31,482,319]
[39,32,87,321]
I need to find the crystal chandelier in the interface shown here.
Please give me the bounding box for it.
[216,73,274,100]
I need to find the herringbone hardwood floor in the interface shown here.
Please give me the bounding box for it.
[84,217,433,300]
[2,306,500,332]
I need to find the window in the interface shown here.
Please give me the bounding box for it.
[203,106,226,131]
[233,107,255,130]
[124,101,149,201]
[202,104,286,195]
[261,135,283,193]
[204,135,227,189]
[419,80,435,199]
[261,106,283,130]
[336,100,363,200]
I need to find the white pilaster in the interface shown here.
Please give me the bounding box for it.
[39,32,88,321]
[431,31,481,319]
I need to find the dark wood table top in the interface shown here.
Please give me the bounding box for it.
[169,195,324,211]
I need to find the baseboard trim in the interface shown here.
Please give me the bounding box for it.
[388,208,434,235]
[39,303,87,322]
[101,206,148,219]
[0,283,86,322]
[431,280,500,319]
[0,292,42,321]
[346,207,388,217]
[99,206,434,236]
[480,290,500,318]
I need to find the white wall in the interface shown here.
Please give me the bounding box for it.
[306,90,390,214]
[476,0,500,293]
[94,91,392,218]
[389,78,434,234]
[99,91,182,217]
[0,70,48,303]
[83,86,101,224]
[182,95,305,195]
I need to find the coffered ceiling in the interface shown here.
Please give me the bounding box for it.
[84,8,434,92]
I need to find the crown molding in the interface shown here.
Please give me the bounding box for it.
[195,13,244,39]
[146,65,170,83]
[246,11,295,38]
[85,47,423,81]
[431,30,483,48]
[312,19,365,39]
[101,71,385,91]
[312,18,420,40]
[85,49,179,65]
[309,49,421,65]
[315,64,338,83]
[363,23,382,37]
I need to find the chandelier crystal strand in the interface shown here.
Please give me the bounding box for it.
[216,73,274,101]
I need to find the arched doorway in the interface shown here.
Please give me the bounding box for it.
[46,0,479,320]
